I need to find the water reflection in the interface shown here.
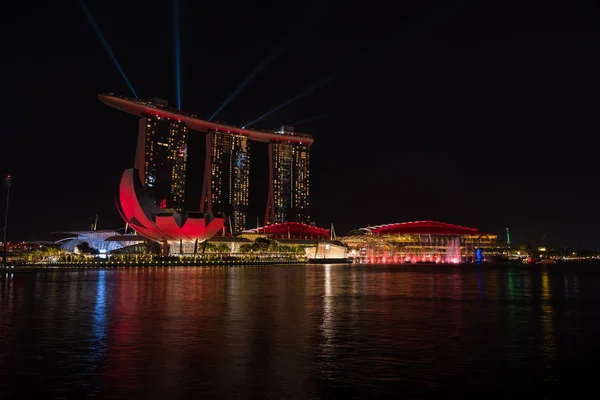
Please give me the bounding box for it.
[0,274,15,363]
[540,268,556,382]
[0,264,598,398]
[477,265,484,299]
[319,265,335,378]
[94,272,107,334]
[0,274,14,391]
[0,273,15,332]
[563,274,580,298]
[506,268,517,338]
[524,271,532,298]
[89,270,107,366]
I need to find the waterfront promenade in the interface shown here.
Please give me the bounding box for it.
[1,255,305,273]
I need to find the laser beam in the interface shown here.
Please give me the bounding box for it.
[209,2,324,122]
[209,52,274,122]
[243,46,386,128]
[173,0,181,110]
[290,111,332,126]
[244,1,465,128]
[78,0,138,99]
[291,98,374,126]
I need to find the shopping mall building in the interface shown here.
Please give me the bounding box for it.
[339,220,506,263]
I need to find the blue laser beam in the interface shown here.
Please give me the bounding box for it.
[290,105,358,126]
[291,100,371,126]
[245,32,406,128]
[209,51,274,122]
[78,0,138,99]
[291,111,332,126]
[243,46,385,128]
[173,0,181,110]
[244,1,465,128]
[209,2,324,122]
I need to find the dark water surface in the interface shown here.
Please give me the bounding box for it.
[1,263,599,399]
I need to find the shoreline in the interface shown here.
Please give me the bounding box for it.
[3,259,595,274]
[0,259,306,273]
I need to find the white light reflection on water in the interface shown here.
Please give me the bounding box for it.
[319,264,335,376]
[322,264,333,336]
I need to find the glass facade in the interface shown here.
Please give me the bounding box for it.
[272,142,293,224]
[58,231,143,253]
[293,143,310,223]
[137,115,188,211]
[272,141,310,224]
[209,130,250,233]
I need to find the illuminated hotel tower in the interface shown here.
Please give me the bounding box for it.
[265,126,311,225]
[200,130,250,233]
[134,103,188,211]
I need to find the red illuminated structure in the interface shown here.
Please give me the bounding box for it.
[117,168,225,247]
[99,94,313,145]
[242,222,330,240]
[101,94,314,230]
[341,221,498,265]
[365,220,480,236]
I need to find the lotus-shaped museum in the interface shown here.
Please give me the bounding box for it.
[116,168,225,244]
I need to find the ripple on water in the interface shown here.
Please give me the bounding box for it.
[1,263,599,398]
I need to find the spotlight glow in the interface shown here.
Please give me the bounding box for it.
[209,2,324,122]
[209,55,274,122]
[173,0,181,110]
[245,40,396,128]
[292,111,331,126]
[244,1,464,128]
[291,98,373,126]
[78,0,138,99]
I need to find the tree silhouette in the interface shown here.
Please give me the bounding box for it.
[76,241,99,255]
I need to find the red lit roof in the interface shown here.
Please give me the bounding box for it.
[99,94,313,146]
[366,220,479,235]
[243,222,329,239]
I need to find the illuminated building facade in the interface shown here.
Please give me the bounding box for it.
[266,126,311,225]
[100,95,315,238]
[134,111,188,211]
[339,220,503,263]
[117,168,225,255]
[206,130,250,233]
[241,222,328,240]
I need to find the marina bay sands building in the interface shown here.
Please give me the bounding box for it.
[207,130,250,233]
[100,94,313,234]
[267,126,311,225]
[134,104,188,211]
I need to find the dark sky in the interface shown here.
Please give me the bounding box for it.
[2,0,600,249]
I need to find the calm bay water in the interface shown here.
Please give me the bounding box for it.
[1,263,599,399]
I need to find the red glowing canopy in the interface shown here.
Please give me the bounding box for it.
[367,220,479,235]
[244,222,330,239]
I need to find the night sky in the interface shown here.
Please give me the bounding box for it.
[2,0,600,249]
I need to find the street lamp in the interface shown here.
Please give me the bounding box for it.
[2,174,11,267]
